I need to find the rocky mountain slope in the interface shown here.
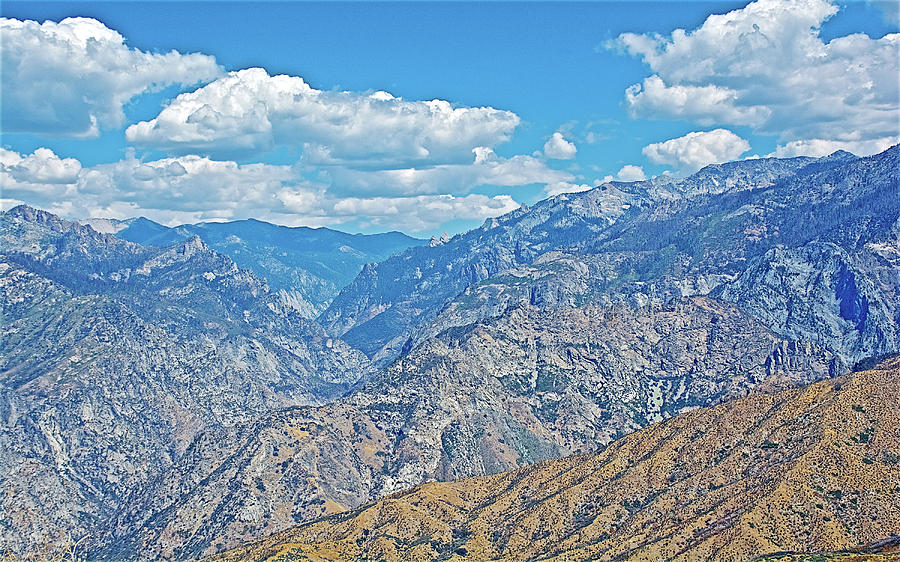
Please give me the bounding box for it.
[0,206,369,555]
[210,358,900,562]
[98,297,838,559]
[85,216,423,317]
[322,147,899,367]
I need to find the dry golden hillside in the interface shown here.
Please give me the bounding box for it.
[209,359,900,562]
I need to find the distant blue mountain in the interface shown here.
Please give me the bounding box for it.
[111,218,426,316]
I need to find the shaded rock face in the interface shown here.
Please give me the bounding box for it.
[103,299,838,559]
[0,207,370,555]
[211,359,900,562]
[717,242,899,366]
[835,266,869,330]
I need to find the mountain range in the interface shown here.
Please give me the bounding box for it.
[1,145,898,560]
[322,148,898,368]
[82,216,424,317]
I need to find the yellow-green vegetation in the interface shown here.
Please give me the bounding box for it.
[208,359,900,562]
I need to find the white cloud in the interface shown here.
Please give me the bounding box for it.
[1,147,81,184]
[0,148,81,208]
[624,76,768,127]
[0,17,221,137]
[1,147,310,223]
[773,135,900,158]
[543,132,577,159]
[599,164,648,184]
[643,129,751,174]
[614,164,647,181]
[126,67,521,165]
[327,194,521,232]
[279,189,522,232]
[1,147,535,233]
[78,154,298,218]
[324,147,573,196]
[275,188,522,232]
[612,0,900,153]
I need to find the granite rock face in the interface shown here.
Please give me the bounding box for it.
[717,241,900,366]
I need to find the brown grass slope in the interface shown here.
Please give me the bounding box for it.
[209,359,900,561]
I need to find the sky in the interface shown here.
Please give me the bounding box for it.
[1,0,898,235]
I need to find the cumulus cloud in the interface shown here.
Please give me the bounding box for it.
[773,136,900,158]
[0,17,222,137]
[642,129,751,174]
[1,147,81,184]
[78,154,298,218]
[328,194,521,232]
[126,67,521,165]
[1,148,82,210]
[324,147,573,196]
[614,164,647,181]
[543,132,577,159]
[611,0,900,154]
[1,148,299,223]
[624,76,768,127]
[599,164,648,184]
[0,148,541,233]
[274,188,522,232]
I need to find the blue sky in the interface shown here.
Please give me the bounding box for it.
[1,1,898,234]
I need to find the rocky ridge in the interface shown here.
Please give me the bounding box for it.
[322,147,899,368]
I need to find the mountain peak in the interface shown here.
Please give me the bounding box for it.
[825,149,856,159]
[185,234,206,250]
[429,232,450,246]
[2,204,126,248]
[4,204,58,223]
